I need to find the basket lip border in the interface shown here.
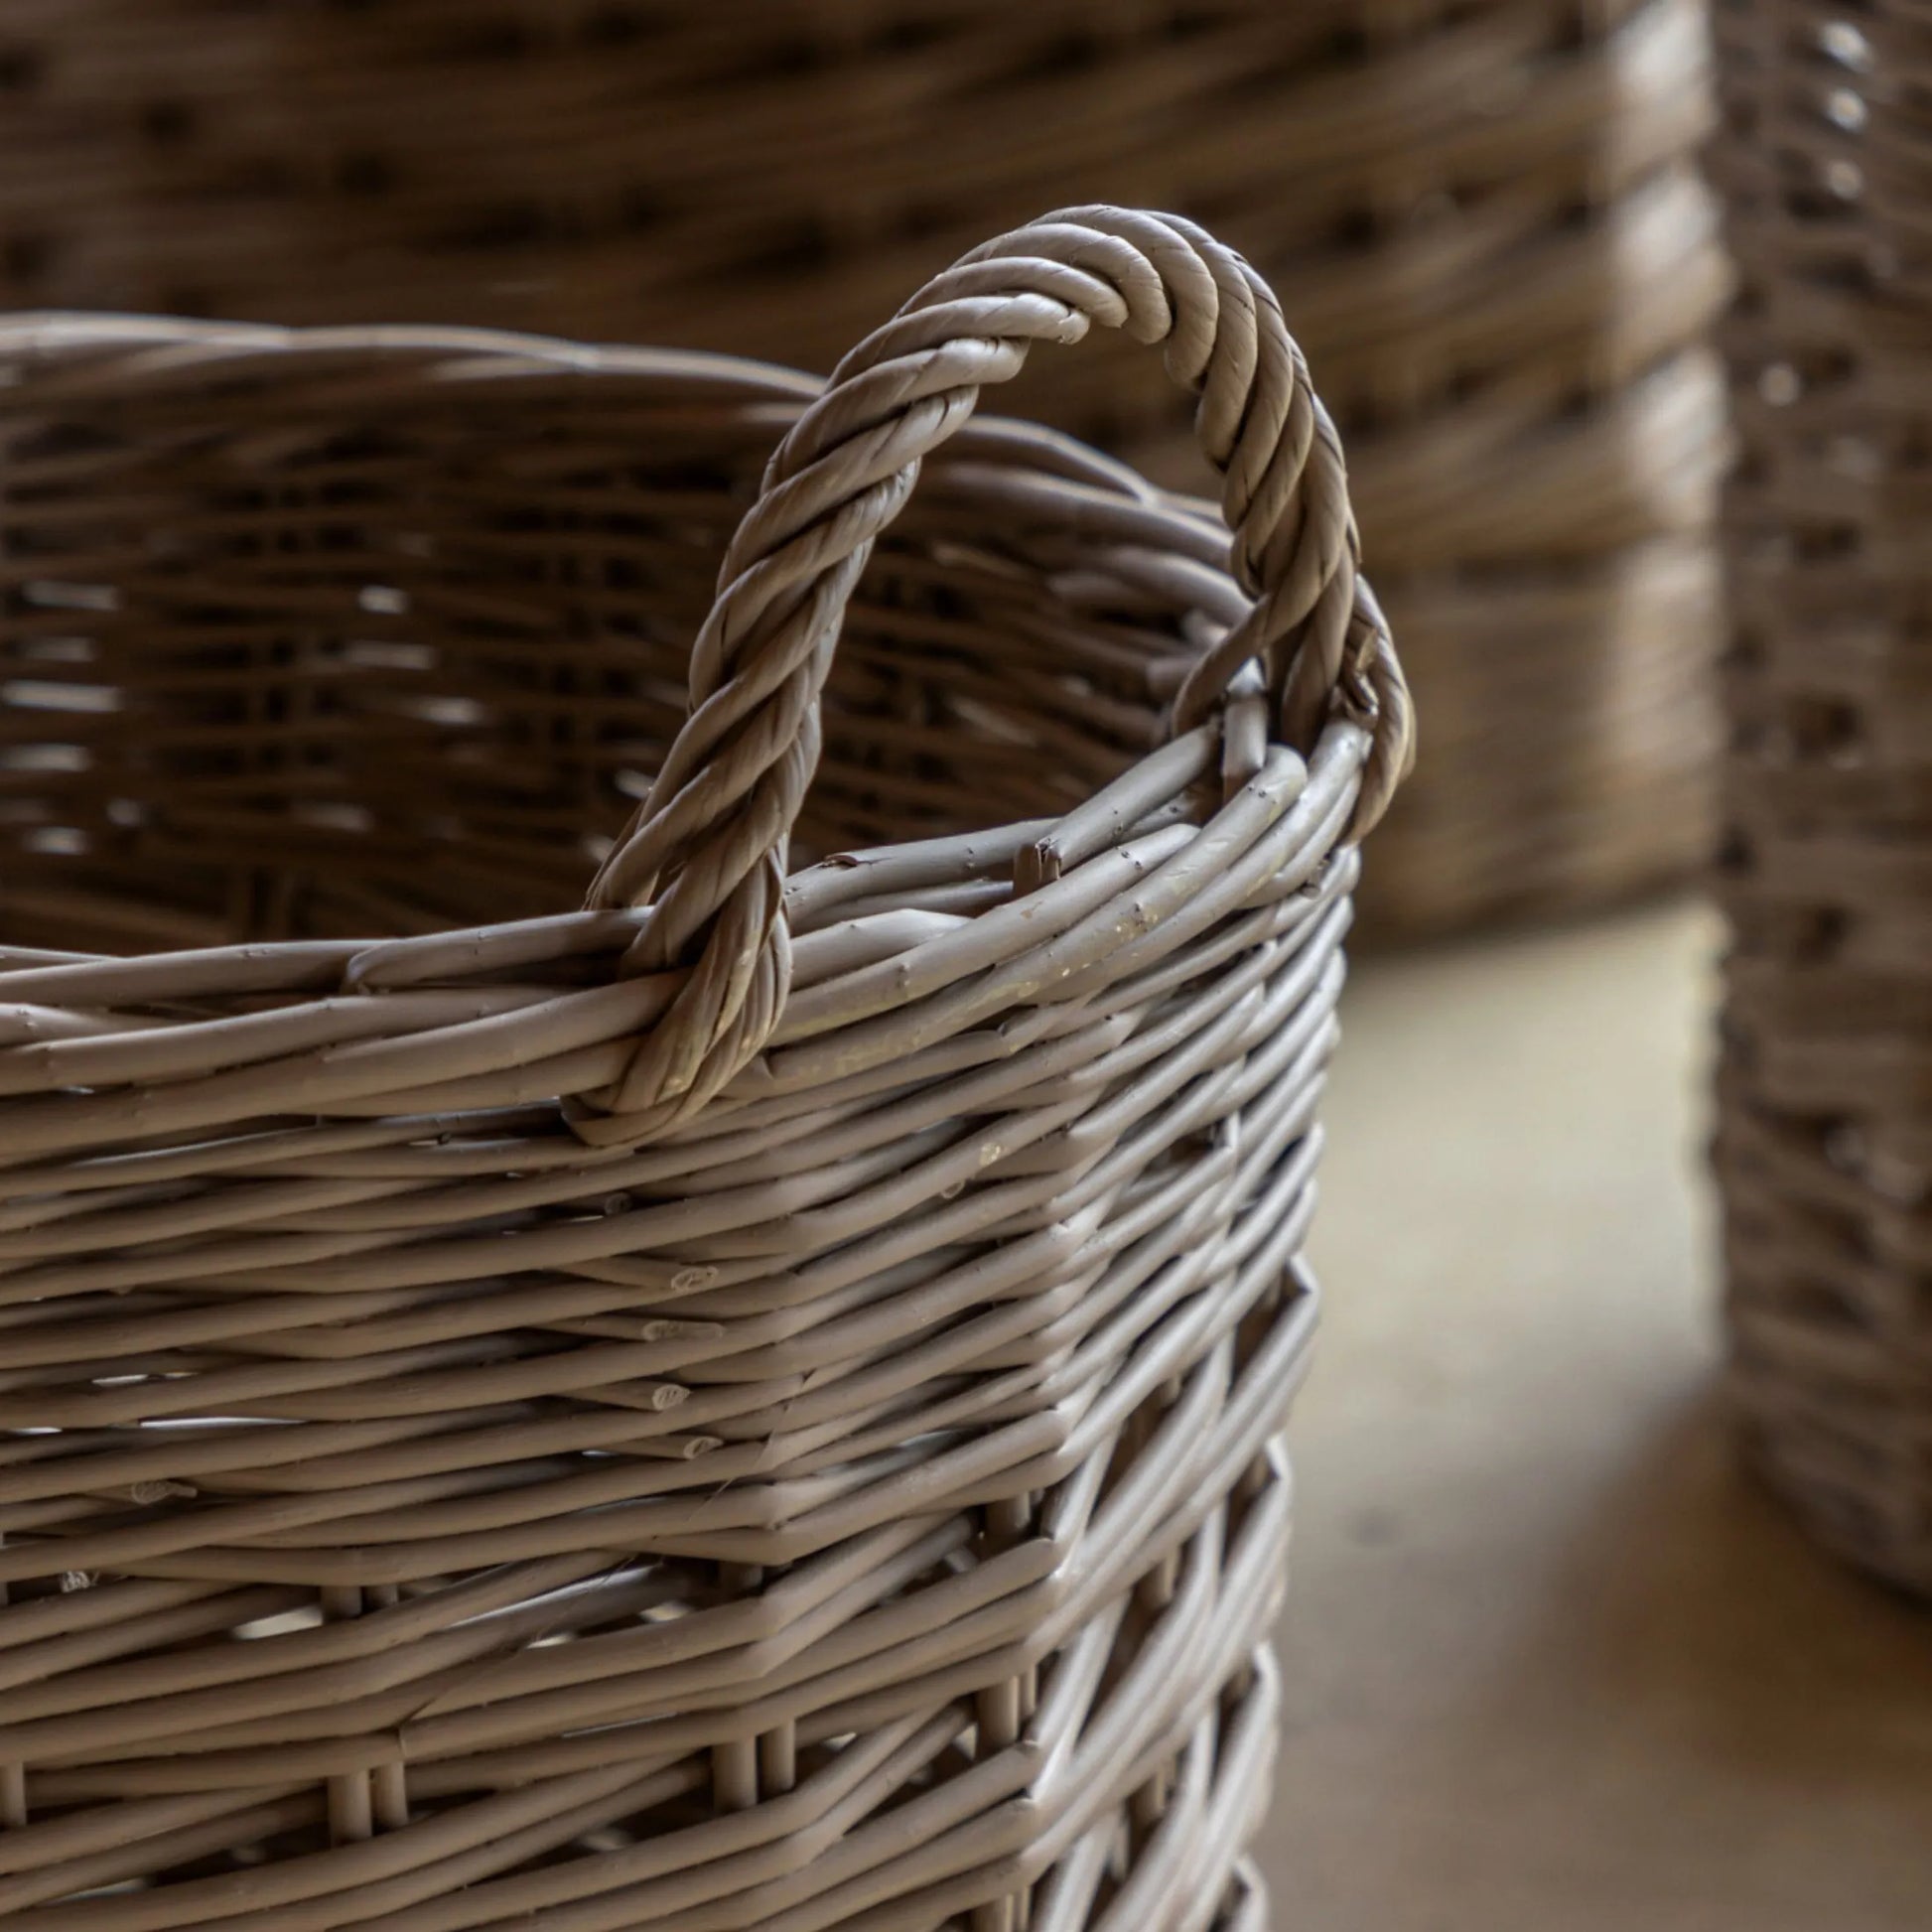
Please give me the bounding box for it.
[0,310,829,393]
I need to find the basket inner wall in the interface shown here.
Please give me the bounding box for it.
[0,356,1179,953]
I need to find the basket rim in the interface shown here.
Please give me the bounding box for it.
[0,207,1409,1153]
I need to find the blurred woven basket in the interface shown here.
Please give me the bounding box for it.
[1713,0,1932,1596]
[0,0,1721,939]
[0,208,1411,1928]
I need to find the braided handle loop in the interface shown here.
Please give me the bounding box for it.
[586,206,1413,1122]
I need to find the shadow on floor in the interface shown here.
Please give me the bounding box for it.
[1265,1380,1932,1932]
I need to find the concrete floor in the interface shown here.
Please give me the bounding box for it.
[1260,900,1932,1931]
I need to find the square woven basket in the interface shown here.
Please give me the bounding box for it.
[0,209,1410,1928]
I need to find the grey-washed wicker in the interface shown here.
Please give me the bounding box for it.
[1714,0,1932,1596]
[0,0,1707,940]
[0,207,1411,1926]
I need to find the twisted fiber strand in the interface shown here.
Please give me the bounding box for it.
[587,207,1409,1124]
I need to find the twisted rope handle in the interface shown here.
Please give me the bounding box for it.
[586,206,1414,1121]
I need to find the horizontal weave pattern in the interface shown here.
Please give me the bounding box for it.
[0,0,1714,937]
[0,211,1409,1926]
[1714,0,1932,1596]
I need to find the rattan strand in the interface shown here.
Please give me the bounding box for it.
[0,0,1711,937]
[0,207,1410,1926]
[1713,0,1932,1597]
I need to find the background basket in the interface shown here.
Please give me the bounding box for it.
[0,0,1718,939]
[0,210,1410,1927]
[1713,0,1932,1595]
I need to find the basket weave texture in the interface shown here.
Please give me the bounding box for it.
[0,208,1411,1927]
[0,0,1711,938]
[1714,0,1932,1596]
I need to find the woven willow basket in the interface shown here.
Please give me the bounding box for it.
[0,0,1705,939]
[0,208,1411,1926]
[1714,0,1932,1595]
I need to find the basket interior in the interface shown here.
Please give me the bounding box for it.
[0,333,1204,956]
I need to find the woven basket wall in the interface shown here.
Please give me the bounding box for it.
[0,209,1412,1927]
[1713,0,1932,1596]
[0,0,1719,938]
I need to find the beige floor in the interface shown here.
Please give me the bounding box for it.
[1259,899,1932,1931]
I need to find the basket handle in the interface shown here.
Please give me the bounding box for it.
[586,205,1412,1122]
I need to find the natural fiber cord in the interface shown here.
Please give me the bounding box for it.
[0,0,1709,939]
[1714,0,1932,1596]
[0,208,1409,1926]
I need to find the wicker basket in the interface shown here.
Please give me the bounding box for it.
[0,207,1410,1927]
[0,0,1711,939]
[1713,0,1932,1595]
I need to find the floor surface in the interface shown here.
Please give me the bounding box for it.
[1259,899,1932,1931]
